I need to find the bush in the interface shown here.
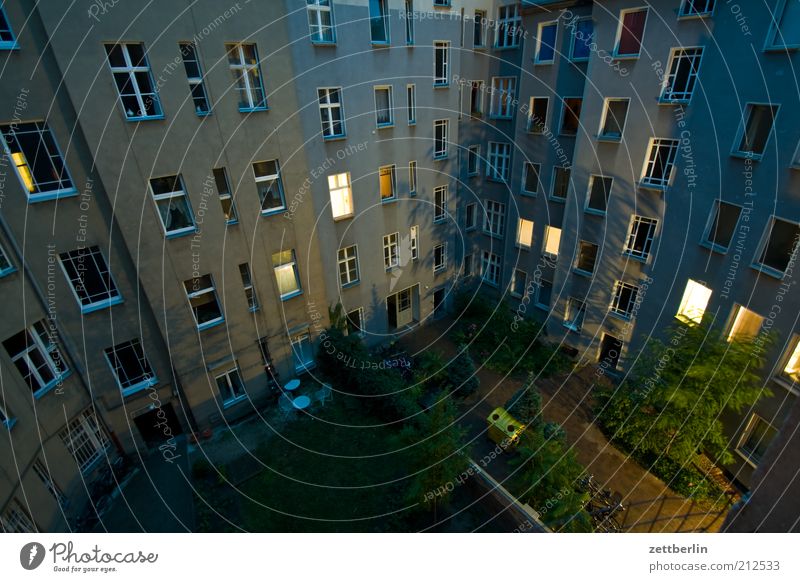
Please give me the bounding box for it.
[447,347,480,397]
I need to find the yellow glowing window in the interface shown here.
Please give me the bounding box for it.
[517,218,534,248]
[676,279,712,324]
[328,172,353,219]
[543,226,562,257]
[782,338,800,382]
[727,305,764,342]
[379,165,395,200]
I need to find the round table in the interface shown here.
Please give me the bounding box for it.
[284,379,301,392]
[292,395,311,410]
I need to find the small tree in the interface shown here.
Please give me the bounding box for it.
[446,346,480,397]
[597,321,773,467]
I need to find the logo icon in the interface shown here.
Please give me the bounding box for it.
[20,542,46,570]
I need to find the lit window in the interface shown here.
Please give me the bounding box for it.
[560,97,582,135]
[337,245,359,286]
[755,217,800,276]
[104,43,162,119]
[379,165,396,201]
[434,186,447,222]
[3,320,67,397]
[434,243,447,272]
[239,263,259,311]
[599,98,629,140]
[318,87,345,138]
[615,8,647,56]
[215,365,246,406]
[467,145,480,176]
[104,339,157,396]
[676,279,712,324]
[307,0,335,43]
[328,172,353,219]
[150,175,195,236]
[434,41,450,86]
[434,119,449,158]
[59,410,109,474]
[680,0,715,17]
[184,274,224,329]
[623,215,658,260]
[490,77,516,118]
[734,104,778,158]
[780,336,800,384]
[253,160,286,214]
[179,42,211,115]
[535,21,558,63]
[737,414,777,465]
[383,232,399,269]
[484,200,506,237]
[543,226,561,258]
[374,86,394,126]
[522,162,540,194]
[703,201,741,251]
[213,168,237,224]
[610,281,639,318]
[0,121,75,200]
[0,7,17,49]
[59,246,122,312]
[496,4,522,49]
[570,18,594,61]
[661,47,703,102]
[551,166,571,200]
[516,218,534,249]
[586,175,612,214]
[369,0,390,44]
[575,241,598,274]
[727,305,764,342]
[527,97,548,133]
[482,251,501,286]
[486,142,511,181]
[765,0,800,50]
[641,138,679,189]
[272,250,302,300]
[565,298,586,331]
[225,42,267,111]
[291,332,315,372]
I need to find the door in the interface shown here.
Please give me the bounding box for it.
[433,288,445,318]
[598,334,623,370]
[396,287,413,327]
[133,403,183,448]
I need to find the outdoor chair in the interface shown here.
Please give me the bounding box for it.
[314,383,333,406]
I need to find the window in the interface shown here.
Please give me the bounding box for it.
[560,98,582,135]
[379,165,396,201]
[434,243,447,272]
[676,279,712,324]
[225,43,267,111]
[680,0,715,17]
[516,218,534,249]
[215,365,246,406]
[599,98,629,140]
[474,10,486,48]
[535,279,553,309]
[338,245,359,287]
[755,217,800,276]
[434,41,450,86]
[737,415,777,465]
[727,305,764,341]
[467,145,480,176]
[405,0,415,45]
[482,251,501,286]
[765,0,800,50]
[375,86,394,127]
[641,138,679,188]
[543,226,561,258]
[179,42,210,115]
[239,263,259,311]
[3,320,67,397]
[0,7,17,49]
[369,0,390,44]
[213,168,237,224]
[780,336,800,384]
[104,339,156,395]
[104,43,162,119]
[307,0,335,43]
[383,232,399,269]
[149,175,195,236]
[410,225,419,260]
[434,119,449,159]
[60,410,109,473]
[465,203,476,230]
[0,401,12,429]
[431,185,448,223]
[610,281,640,318]
[570,18,594,61]
[496,4,521,49]
[484,200,506,237]
[551,166,571,200]
[586,175,612,214]
[346,308,365,336]
[490,77,516,119]
[272,250,302,300]
[527,97,548,133]
[536,21,558,63]
[470,81,484,116]
[522,162,540,194]
[463,254,474,277]
[734,104,778,158]
[433,0,450,7]
[511,269,527,297]
[703,201,741,251]
[564,298,586,332]
[33,460,65,505]
[318,87,345,138]
[409,161,417,194]
[615,8,647,57]
[624,216,658,260]
[486,142,511,181]
[292,333,315,372]
[59,246,122,312]
[253,160,286,214]
[1,500,35,533]
[0,121,75,200]
[576,241,599,274]
[328,172,353,219]
[184,274,224,329]
[661,47,703,102]
[0,242,14,276]
[407,84,416,124]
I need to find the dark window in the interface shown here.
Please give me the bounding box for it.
[528,97,548,133]
[523,163,540,193]
[759,218,800,274]
[552,167,570,199]
[587,176,612,213]
[617,9,646,56]
[737,104,778,156]
[576,241,598,273]
[560,98,582,135]
[706,201,741,250]
[600,99,629,139]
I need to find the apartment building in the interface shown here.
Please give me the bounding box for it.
[0,0,798,532]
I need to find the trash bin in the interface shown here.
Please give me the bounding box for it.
[486,407,525,449]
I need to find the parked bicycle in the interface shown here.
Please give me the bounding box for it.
[579,474,626,533]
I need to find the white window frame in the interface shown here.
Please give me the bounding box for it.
[564,297,586,332]
[640,138,679,189]
[0,6,18,50]
[433,243,447,273]
[550,166,571,201]
[736,413,777,467]
[104,42,163,120]
[0,241,15,277]
[291,332,316,372]
[510,269,527,298]
[496,3,522,49]
[467,145,480,176]
[613,7,648,58]
[675,279,712,325]
[516,218,534,249]
[337,244,360,287]
[727,304,764,342]
[701,200,743,253]
[307,0,336,44]
[4,320,68,398]
[104,338,157,397]
[481,251,501,286]
[215,365,247,407]
[149,174,196,237]
[405,0,415,45]
[610,281,640,319]
[408,161,417,194]
[379,164,397,202]
[534,279,553,310]
[213,167,237,224]
[328,172,353,220]
[410,225,419,260]
[623,215,658,261]
[535,20,558,64]
[253,159,286,215]
[679,0,716,17]
[184,274,225,329]
[179,42,211,116]
[59,410,109,474]
[569,17,594,62]
[559,97,582,136]
[474,10,487,48]
[369,0,390,44]
[434,185,447,223]
[470,81,484,116]
[575,240,599,275]
[660,47,703,103]
[778,334,800,392]
[486,142,511,181]
[383,232,400,269]
[752,215,800,279]
[465,203,477,231]
[731,103,779,160]
[433,119,449,159]
[527,96,549,133]
[239,262,259,311]
[598,98,630,141]
[765,0,800,51]
[585,174,612,215]
[490,77,516,119]
[318,87,345,138]
[374,85,394,127]
[407,84,416,124]
[272,250,302,301]
[522,162,540,195]
[434,41,450,86]
[59,246,123,313]
[483,199,506,237]
[225,42,267,111]
[543,225,562,259]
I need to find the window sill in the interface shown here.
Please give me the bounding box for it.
[195,111,213,117]
[165,227,198,239]
[534,303,550,311]
[534,59,554,66]
[763,44,800,53]
[261,207,287,217]
[376,123,395,130]
[483,231,504,240]
[608,310,632,322]
[341,281,360,290]
[467,172,479,178]
[248,306,260,313]
[434,267,446,275]
[295,362,317,374]
[735,449,759,470]
[698,240,729,255]
[0,42,20,50]
[332,214,354,222]
[197,318,225,331]
[370,41,391,47]
[677,13,713,20]
[225,219,239,226]
[311,40,337,47]
[558,132,578,138]
[121,377,159,398]
[638,181,668,192]
[280,290,303,301]
[323,134,347,142]
[515,244,531,252]
[570,57,590,63]
[223,395,248,409]
[584,208,607,217]
[481,279,499,288]
[407,121,416,126]
[494,45,520,51]
[573,268,594,278]
[611,52,640,60]
[674,314,700,326]
[433,83,449,89]
[563,323,582,333]
[521,190,538,197]
[239,106,269,113]
[27,188,79,203]
[597,135,622,143]
[124,114,165,122]
[433,154,448,161]
[549,196,567,203]
[485,176,508,184]
[621,251,649,264]
[731,151,763,162]
[489,115,513,121]
[33,370,73,399]
[772,375,800,396]
[465,226,476,232]
[750,263,787,280]
[433,218,446,224]
[0,267,18,278]
[2,418,17,430]
[81,296,124,314]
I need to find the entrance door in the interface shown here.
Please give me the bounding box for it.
[396,287,413,327]
[133,403,183,448]
[598,334,623,370]
[433,288,445,318]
